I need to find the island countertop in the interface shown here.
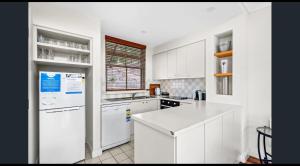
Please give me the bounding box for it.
[132,101,242,137]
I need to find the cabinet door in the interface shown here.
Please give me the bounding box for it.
[130,101,144,135]
[222,111,236,163]
[153,53,160,80]
[130,100,159,135]
[153,52,168,80]
[176,124,205,163]
[167,49,177,79]
[186,41,205,78]
[205,117,223,164]
[176,46,188,78]
[142,99,159,112]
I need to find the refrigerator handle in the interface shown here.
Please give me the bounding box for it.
[64,108,80,112]
[46,110,64,114]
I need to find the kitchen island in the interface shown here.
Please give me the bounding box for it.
[132,101,242,164]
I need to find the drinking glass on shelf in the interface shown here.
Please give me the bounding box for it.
[69,42,75,48]
[38,34,44,43]
[75,43,81,49]
[80,54,85,63]
[48,38,55,45]
[45,49,49,59]
[57,40,63,46]
[81,44,88,50]
[69,55,73,62]
[38,48,42,59]
[49,49,54,60]
[76,54,80,62]
[43,37,49,44]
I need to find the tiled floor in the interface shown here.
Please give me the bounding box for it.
[77,141,134,164]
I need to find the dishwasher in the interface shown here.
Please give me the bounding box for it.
[101,102,131,150]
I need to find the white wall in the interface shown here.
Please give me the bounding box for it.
[28,3,102,163]
[246,6,272,158]
[153,7,271,161]
[28,5,39,164]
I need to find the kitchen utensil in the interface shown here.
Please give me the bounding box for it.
[219,40,231,52]
[149,84,160,96]
[201,90,206,100]
[194,90,201,100]
[38,34,44,43]
[155,87,161,96]
[161,92,169,97]
[220,59,228,73]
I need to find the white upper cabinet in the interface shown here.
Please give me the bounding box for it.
[153,40,205,80]
[153,52,168,80]
[176,46,188,78]
[186,41,205,78]
[167,49,178,79]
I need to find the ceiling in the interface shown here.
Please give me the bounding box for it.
[30,2,271,47]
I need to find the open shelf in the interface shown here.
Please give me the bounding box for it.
[214,73,232,77]
[215,50,232,58]
[33,25,92,68]
[214,30,233,95]
[34,59,92,68]
[37,42,90,54]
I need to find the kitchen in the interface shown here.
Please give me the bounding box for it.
[28,2,272,164]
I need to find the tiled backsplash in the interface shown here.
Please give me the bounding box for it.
[101,78,205,99]
[159,78,205,98]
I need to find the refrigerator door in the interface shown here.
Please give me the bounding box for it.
[39,71,85,110]
[39,106,85,164]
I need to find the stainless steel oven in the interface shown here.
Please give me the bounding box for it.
[160,99,180,109]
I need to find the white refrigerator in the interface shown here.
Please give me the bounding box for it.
[39,71,85,164]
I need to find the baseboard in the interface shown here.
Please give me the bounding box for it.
[91,147,102,158]
[102,139,130,151]
[87,142,102,158]
[35,156,39,164]
[239,152,249,163]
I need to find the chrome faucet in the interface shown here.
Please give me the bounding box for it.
[132,93,137,99]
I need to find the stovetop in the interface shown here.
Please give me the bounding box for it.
[163,96,189,100]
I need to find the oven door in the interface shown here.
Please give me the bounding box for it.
[160,105,171,109]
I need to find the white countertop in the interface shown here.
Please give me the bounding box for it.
[132,101,242,137]
[101,96,194,105]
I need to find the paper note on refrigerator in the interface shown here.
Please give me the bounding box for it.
[40,73,61,92]
[65,73,83,94]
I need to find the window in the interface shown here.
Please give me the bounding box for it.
[105,35,146,91]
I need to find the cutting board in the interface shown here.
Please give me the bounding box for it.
[149,84,160,96]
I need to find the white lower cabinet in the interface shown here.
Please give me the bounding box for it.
[176,124,205,163]
[134,110,240,164]
[129,99,159,135]
[204,117,223,163]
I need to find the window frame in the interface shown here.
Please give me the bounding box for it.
[105,35,146,91]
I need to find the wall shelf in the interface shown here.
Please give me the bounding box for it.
[215,50,232,58]
[37,42,90,55]
[33,25,92,68]
[214,73,232,77]
[34,59,92,68]
[214,30,233,95]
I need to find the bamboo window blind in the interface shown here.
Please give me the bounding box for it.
[105,35,146,91]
